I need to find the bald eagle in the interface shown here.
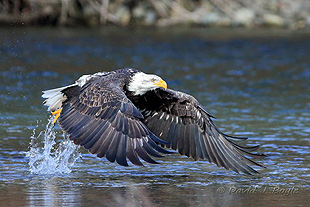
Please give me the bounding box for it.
[42,68,265,174]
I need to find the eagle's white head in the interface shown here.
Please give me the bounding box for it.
[127,72,167,95]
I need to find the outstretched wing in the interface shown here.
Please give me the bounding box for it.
[58,77,170,166]
[135,89,265,174]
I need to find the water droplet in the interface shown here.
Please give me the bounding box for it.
[26,116,80,174]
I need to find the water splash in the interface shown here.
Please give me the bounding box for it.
[26,116,80,174]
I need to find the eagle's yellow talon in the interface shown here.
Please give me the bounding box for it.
[52,108,62,124]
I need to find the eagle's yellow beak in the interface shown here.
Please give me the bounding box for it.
[153,79,167,90]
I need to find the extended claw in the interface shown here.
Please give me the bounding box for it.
[51,108,62,124]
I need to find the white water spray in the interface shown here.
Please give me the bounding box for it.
[26,116,80,174]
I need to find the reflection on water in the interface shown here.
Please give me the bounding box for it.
[0,27,309,206]
[28,178,81,207]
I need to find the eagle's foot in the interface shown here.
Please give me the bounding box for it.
[52,108,62,124]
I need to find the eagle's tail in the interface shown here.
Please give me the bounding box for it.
[42,83,77,112]
[42,73,102,112]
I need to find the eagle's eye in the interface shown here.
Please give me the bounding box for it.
[151,78,157,82]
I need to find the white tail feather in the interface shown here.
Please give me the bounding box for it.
[42,83,77,111]
[42,72,105,112]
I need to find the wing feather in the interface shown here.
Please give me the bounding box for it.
[106,131,121,163]
[89,126,113,154]
[188,124,197,160]
[83,121,109,149]
[141,138,164,158]
[115,134,128,166]
[136,89,265,174]
[126,139,144,166]
[134,139,159,164]
[97,129,116,158]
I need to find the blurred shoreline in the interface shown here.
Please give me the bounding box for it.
[1,0,310,29]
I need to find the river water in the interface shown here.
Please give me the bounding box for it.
[0,27,309,206]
